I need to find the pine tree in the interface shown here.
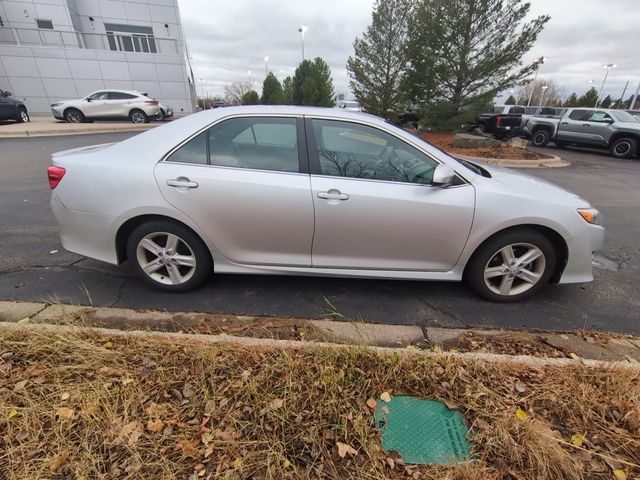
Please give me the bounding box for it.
[599,95,612,108]
[577,87,598,107]
[261,73,283,105]
[347,0,414,118]
[242,90,260,105]
[292,58,336,107]
[404,0,549,129]
[505,95,517,105]
[281,76,294,104]
[563,92,578,107]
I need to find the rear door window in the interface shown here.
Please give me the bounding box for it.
[568,110,589,121]
[108,92,137,100]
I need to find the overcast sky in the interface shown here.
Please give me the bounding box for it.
[178,0,640,102]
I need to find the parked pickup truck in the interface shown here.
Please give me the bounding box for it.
[523,108,640,159]
[474,105,524,139]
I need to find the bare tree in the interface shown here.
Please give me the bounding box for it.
[224,81,253,105]
[515,79,563,106]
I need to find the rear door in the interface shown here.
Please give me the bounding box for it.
[306,118,475,271]
[557,109,597,144]
[107,91,138,117]
[154,115,314,266]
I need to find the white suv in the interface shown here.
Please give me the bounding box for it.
[51,90,161,123]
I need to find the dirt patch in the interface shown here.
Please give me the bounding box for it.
[1,327,638,479]
[422,131,554,160]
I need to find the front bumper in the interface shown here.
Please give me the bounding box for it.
[51,106,64,120]
[558,223,605,284]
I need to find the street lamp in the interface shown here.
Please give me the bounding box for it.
[596,63,617,107]
[264,55,270,76]
[198,78,205,109]
[247,69,252,87]
[527,56,547,107]
[298,24,308,62]
[539,85,548,106]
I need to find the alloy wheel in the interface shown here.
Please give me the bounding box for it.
[131,111,146,123]
[20,110,29,122]
[135,232,197,286]
[483,243,546,296]
[614,141,631,156]
[67,111,81,123]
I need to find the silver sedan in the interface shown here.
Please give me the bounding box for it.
[48,106,604,302]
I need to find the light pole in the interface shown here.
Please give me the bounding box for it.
[264,55,269,76]
[298,24,308,62]
[247,70,252,88]
[596,63,617,107]
[539,85,548,106]
[527,56,547,107]
[198,78,205,109]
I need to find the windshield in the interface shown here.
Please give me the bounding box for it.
[610,111,638,123]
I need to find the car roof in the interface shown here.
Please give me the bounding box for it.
[88,89,145,95]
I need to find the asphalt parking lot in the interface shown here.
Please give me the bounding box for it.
[1,133,638,334]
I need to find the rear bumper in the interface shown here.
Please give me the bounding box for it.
[51,194,119,264]
[558,223,605,284]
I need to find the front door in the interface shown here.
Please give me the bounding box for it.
[83,91,110,117]
[0,90,16,120]
[307,118,475,271]
[154,116,314,266]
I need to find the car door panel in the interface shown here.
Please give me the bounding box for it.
[306,118,475,271]
[310,177,475,270]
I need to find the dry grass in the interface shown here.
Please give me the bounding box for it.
[1,327,639,479]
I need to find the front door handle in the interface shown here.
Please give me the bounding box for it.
[317,190,349,201]
[581,124,591,126]
[167,177,199,189]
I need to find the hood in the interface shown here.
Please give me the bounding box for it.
[469,161,590,208]
[617,121,640,129]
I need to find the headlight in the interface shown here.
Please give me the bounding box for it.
[51,103,61,107]
[578,208,603,225]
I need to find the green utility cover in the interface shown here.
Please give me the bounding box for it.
[374,396,470,464]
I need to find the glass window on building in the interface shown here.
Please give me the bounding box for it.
[104,23,157,53]
[36,19,54,29]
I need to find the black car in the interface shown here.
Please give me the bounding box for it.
[0,88,29,123]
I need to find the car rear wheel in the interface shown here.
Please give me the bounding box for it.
[126,221,212,292]
[157,109,166,121]
[531,129,550,147]
[609,137,637,159]
[465,229,557,302]
[129,109,149,124]
[16,107,29,123]
[64,108,85,123]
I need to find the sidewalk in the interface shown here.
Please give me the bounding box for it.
[0,115,161,138]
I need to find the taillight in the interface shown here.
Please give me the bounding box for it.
[145,99,159,105]
[47,166,66,189]
[496,116,503,126]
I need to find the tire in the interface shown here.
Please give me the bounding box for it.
[129,109,149,124]
[126,221,212,292]
[16,107,29,123]
[531,129,550,147]
[464,229,557,303]
[157,109,166,121]
[64,108,85,123]
[609,137,637,159]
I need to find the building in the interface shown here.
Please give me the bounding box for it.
[0,0,196,114]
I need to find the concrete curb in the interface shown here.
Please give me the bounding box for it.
[456,153,570,168]
[1,300,639,366]
[1,320,639,371]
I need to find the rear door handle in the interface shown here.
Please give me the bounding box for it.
[581,124,591,126]
[317,190,349,201]
[560,122,569,124]
[167,177,199,189]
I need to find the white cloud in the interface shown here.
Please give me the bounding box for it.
[178,0,640,102]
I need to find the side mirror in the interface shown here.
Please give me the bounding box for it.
[86,97,92,102]
[4,91,12,97]
[604,118,614,124]
[432,164,455,187]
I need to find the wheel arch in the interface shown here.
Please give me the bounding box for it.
[115,214,213,267]
[609,131,640,145]
[531,124,553,136]
[464,224,568,284]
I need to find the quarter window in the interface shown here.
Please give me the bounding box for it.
[166,131,208,165]
[311,119,439,184]
[209,117,299,172]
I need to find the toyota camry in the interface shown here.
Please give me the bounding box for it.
[47,106,604,302]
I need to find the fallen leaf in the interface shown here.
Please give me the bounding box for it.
[515,408,529,421]
[380,392,392,403]
[515,381,527,393]
[569,352,580,360]
[50,449,69,473]
[269,398,284,410]
[366,398,377,410]
[8,409,18,419]
[382,406,390,415]
[386,457,395,469]
[147,419,164,433]
[336,441,358,458]
[56,407,74,420]
[14,380,28,391]
[102,341,113,349]
[18,318,30,324]
[114,421,143,445]
[204,399,216,415]
[122,378,135,386]
[613,470,627,480]
[571,433,585,447]
[176,438,199,456]
[60,392,70,401]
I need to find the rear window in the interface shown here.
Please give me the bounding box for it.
[509,106,525,114]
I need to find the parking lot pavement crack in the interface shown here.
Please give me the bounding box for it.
[108,279,128,307]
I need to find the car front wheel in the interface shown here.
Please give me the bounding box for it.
[126,221,212,292]
[129,109,149,123]
[64,108,85,123]
[609,137,637,159]
[531,129,550,147]
[16,107,29,123]
[465,229,557,302]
